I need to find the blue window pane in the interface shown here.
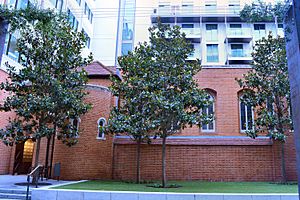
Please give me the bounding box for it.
[16,0,28,9]
[121,43,132,55]
[207,44,218,62]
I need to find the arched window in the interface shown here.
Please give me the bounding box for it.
[70,117,80,134]
[239,95,254,132]
[97,118,106,139]
[202,94,215,132]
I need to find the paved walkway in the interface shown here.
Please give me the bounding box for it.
[0,175,74,191]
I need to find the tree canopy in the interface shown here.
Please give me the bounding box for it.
[0,7,92,147]
[108,22,212,187]
[240,0,288,23]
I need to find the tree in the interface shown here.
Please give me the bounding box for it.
[240,0,287,23]
[109,22,211,187]
[236,34,292,183]
[0,6,92,178]
[107,80,153,184]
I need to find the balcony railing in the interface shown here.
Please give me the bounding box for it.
[181,28,201,38]
[229,50,252,58]
[153,5,242,16]
[227,28,252,37]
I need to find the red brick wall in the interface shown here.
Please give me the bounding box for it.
[0,69,14,174]
[113,137,297,182]
[182,68,250,136]
[49,85,115,180]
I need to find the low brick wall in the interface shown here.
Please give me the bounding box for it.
[113,136,297,182]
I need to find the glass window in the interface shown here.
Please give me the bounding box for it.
[202,95,215,132]
[121,42,132,56]
[122,22,133,40]
[16,0,29,9]
[206,44,218,62]
[240,96,254,132]
[71,117,80,135]
[182,24,194,28]
[68,10,79,31]
[254,24,266,39]
[76,0,81,5]
[230,24,241,28]
[231,44,243,57]
[55,0,63,12]
[7,34,20,61]
[82,29,91,48]
[97,118,106,139]
[206,24,218,41]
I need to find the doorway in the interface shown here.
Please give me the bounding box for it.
[13,139,34,174]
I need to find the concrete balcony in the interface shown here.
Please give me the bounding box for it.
[151,5,242,23]
[181,28,201,43]
[225,28,253,43]
[227,50,252,64]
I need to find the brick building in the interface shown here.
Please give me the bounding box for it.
[0,61,297,182]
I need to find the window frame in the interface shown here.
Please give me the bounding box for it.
[239,96,254,133]
[97,117,106,140]
[201,94,215,133]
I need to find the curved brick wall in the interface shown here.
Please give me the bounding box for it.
[0,69,14,174]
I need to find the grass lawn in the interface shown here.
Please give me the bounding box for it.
[53,180,298,193]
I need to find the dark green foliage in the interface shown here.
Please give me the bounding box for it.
[236,34,291,182]
[107,22,211,187]
[240,0,288,23]
[0,7,92,147]
[236,34,292,141]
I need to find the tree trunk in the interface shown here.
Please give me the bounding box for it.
[44,136,51,179]
[275,95,287,183]
[49,124,57,178]
[162,136,167,188]
[281,142,287,183]
[32,137,41,184]
[136,137,141,184]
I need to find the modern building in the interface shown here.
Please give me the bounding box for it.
[0,0,297,182]
[0,0,120,70]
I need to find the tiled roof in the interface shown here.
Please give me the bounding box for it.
[82,61,117,77]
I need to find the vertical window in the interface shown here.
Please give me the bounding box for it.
[122,22,134,40]
[76,0,81,5]
[231,44,243,57]
[70,117,80,135]
[6,33,20,61]
[82,29,91,48]
[97,118,106,139]
[84,2,93,24]
[240,96,254,132]
[67,9,79,31]
[206,44,219,62]
[278,24,284,37]
[121,42,132,55]
[55,0,63,12]
[202,94,215,132]
[254,24,266,39]
[206,24,218,41]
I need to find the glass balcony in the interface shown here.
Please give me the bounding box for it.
[228,50,252,58]
[226,28,252,43]
[154,5,242,16]
[181,28,201,38]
